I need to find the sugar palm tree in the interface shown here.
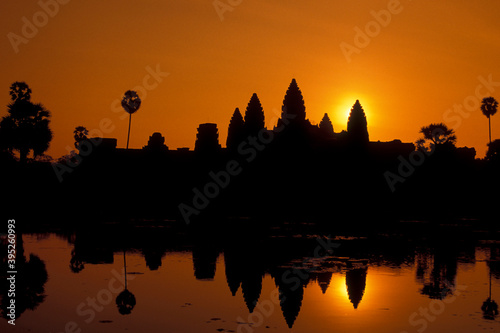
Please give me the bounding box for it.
[73,126,88,150]
[116,250,136,315]
[481,97,498,144]
[121,90,141,149]
[482,261,499,320]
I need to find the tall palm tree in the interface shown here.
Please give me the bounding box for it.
[481,97,498,144]
[121,90,141,149]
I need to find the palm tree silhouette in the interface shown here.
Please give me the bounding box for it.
[481,97,498,145]
[9,81,31,102]
[0,82,52,163]
[73,126,88,150]
[121,90,141,149]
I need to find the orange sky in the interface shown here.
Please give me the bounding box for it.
[1,0,500,158]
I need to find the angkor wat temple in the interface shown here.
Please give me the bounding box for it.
[82,79,417,159]
[8,79,495,224]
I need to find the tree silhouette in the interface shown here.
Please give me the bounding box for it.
[9,81,31,102]
[486,139,500,162]
[482,263,498,320]
[73,126,89,149]
[347,100,369,144]
[0,82,52,163]
[69,249,85,273]
[121,90,141,149]
[116,289,136,315]
[481,97,498,144]
[416,123,456,154]
[0,234,48,320]
[226,107,245,150]
[319,113,334,137]
[244,94,265,136]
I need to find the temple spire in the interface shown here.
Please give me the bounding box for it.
[281,78,306,123]
[226,107,245,150]
[244,93,265,136]
[347,100,369,144]
[319,113,334,137]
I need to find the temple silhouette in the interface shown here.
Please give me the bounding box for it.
[2,78,498,226]
[78,79,416,158]
[30,221,489,329]
[2,214,495,326]
[38,78,487,224]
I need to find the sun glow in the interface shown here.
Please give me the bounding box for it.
[345,107,352,123]
[341,99,356,124]
[336,274,350,302]
[330,96,375,132]
[331,97,360,130]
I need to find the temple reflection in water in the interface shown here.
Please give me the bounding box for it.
[3,220,497,330]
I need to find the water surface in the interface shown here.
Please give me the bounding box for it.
[1,226,499,333]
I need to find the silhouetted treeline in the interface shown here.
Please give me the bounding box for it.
[12,221,498,326]
[1,79,500,225]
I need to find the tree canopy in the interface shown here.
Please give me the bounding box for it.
[0,82,53,162]
[481,96,498,144]
[73,126,89,149]
[416,123,456,153]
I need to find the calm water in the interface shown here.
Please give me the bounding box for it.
[1,225,500,333]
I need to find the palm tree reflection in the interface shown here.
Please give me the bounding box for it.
[69,249,84,273]
[116,250,136,315]
[482,260,499,320]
